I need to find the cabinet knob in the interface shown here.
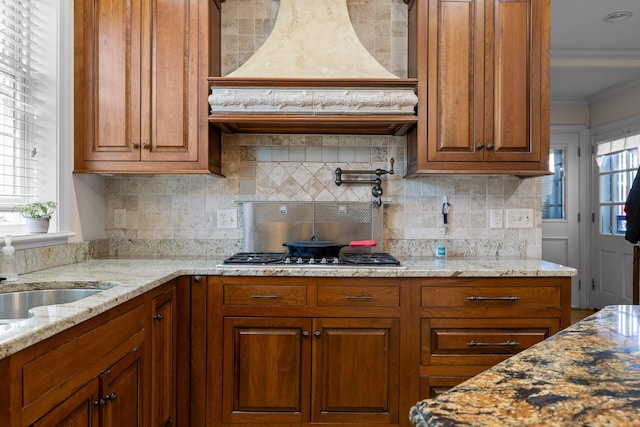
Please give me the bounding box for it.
[302,330,310,338]
[193,275,202,283]
[153,313,163,321]
[487,143,495,151]
[142,143,150,150]
[476,143,484,150]
[313,331,322,339]
[104,392,117,403]
[132,143,140,149]
[94,398,106,408]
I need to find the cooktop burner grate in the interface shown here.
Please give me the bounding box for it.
[221,252,401,267]
[222,252,286,265]
[341,252,401,266]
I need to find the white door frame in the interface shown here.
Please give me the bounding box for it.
[589,115,640,308]
[545,125,590,308]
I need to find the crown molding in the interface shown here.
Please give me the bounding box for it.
[588,76,640,104]
[551,47,640,60]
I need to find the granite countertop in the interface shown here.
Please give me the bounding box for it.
[0,256,576,359]
[409,305,640,427]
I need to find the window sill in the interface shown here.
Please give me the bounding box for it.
[3,232,76,251]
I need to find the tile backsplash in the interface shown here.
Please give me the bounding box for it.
[101,0,542,259]
[104,132,541,259]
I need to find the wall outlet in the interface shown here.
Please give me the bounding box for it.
[505,208,534,228]
[217,209,238,229]
[490,209,503,228]
[114,209,126,228]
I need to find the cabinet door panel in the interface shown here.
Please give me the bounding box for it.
[145,0,199,161]
[427,0,483,162]
[80,0,141,161]
[100,347,143,427]
[31,379,100,427]
[222,317,312,424]
[150,286,177,427]
[312,317,399,424]
[486,0,539,162]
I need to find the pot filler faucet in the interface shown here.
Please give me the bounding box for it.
[334,158,394,206]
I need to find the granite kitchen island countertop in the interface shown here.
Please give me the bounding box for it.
[409,305,640,427]
[0,256,575,359]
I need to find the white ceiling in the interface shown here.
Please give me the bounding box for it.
[550,0,640,104]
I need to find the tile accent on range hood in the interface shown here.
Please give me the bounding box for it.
[209,0,417,136]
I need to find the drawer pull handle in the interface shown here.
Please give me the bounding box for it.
[346,295,373,300]
[251,295,278,299]
[467,340,519,347]
[467,296,520,301]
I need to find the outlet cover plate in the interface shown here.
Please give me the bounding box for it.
[217,209,238,229]
[505,208,534,228]
[490,209,503,228]
[114,209,126,228]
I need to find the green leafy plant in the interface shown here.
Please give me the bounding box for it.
[19,201,57,220]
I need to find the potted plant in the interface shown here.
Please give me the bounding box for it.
[20,201,57,233]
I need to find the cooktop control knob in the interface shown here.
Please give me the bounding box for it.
[332,257,340,264]
[309,258,316,264]
[284,257,291,264]
[296,257,304,264]
[320,258,328,264]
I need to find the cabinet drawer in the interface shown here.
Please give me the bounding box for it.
[431,328,547,354]
[223,284,307,306]
[317,286,399,307]
[421,318,557,366]
[422,286,560,308]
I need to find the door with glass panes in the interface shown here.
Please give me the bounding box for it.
[542,129,582,308]
[592,131,639,308]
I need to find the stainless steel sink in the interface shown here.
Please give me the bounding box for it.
[0,289,102,322]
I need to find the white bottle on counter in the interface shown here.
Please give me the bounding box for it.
[2,234,18,281]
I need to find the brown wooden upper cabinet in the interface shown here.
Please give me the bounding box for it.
[406,0,550,176]
[74,0,221,175]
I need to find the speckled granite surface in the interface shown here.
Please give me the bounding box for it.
[409,305,640,427]
[0,256,575,359]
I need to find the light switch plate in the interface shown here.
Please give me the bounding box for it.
[217,209,238,229]
[490,209,503,228]
[114,209,126,228]
[505,208,534,228]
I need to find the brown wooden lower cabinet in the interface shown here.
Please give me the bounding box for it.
[222,316,400,425]
[0,277,190,427]
[201,276,407,427]
[418,277,571,398]
[0,274,570,427]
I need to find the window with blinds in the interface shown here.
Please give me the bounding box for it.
[0,0,40,225]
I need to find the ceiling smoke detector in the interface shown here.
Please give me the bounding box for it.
[603,11,633,23]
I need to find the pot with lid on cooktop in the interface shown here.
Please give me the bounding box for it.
[282,236,377,258]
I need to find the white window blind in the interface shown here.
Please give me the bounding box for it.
[0,0,40,215]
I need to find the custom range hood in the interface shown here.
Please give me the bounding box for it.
[208,0,418,135]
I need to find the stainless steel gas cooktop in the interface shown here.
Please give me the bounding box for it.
[220,252,402,267]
